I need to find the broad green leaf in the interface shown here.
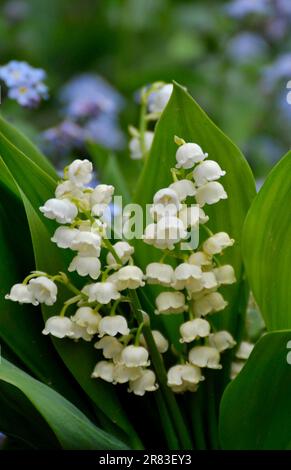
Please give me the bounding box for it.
[0,188,84,406]
[219,331,291,450]
[0,358,128,450]
[0,114,57,181]
[134,82,256,335]
[88,142,131,203]
[242,151,291,330]
[0,135,141,446]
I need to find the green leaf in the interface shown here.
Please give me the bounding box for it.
[219,331,291,450]
[0,358,128,450]
[0,126,141,446]
[134,82,256,335]
[242,151,291,330]
[88,142,131,203]
[0,114,57,181]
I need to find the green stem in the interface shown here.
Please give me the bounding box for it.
[129,290,193,449]
[134,322,144,346]
[207,375,219,449]
[155,391,180,450]
[189,390,207,450]
[59,295,81,317]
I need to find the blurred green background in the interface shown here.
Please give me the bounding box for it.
[0,0,290,181]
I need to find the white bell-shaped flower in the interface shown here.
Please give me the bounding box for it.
[51,226,78,249]
[90,184,114,206]
[113,364,142,383]
[188,346,222,369]
[201,271,218,289]
[82,282,120,304]
[67,159,93,187]
[145,263,174,287]
[175,142,207,169]
[68,255,101,279]
[98,315,130,337]
[173,263,202,290]
[120,345,149,367]
[129,131,154,160]
[40,198,78,224]
[68,323,93,342]
[29,276,57,306]
[128,369,158,396]
[70,231,101,256]
[91,361,115,382]
[42,316,73,339]
[113,266,145,290]
[151,188,181,218]
[167,364,204,390]
[71,307,101,335]
[213,265,236,285]
[94,336,124,361]
[169,180,196,201]
[179,318,211,343]
[203,232,234,255]
[155,216,188,250]
[193,160,226,187]
[195,182,227,207]
[140,330,169,353]
[235,341,254,360]
[148,83,173,114]
[194,292,228,317]
[5,283,38,305]
[209,331,236,352]
[188,251,212,267]
[178,206,199,229]
[155,291,187,315]
[106,241,134,268]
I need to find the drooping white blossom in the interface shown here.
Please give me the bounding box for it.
[51,226,78,249]
[128,369,158,396]
[148,83,173,114]
[69,255,101,279]
[106,241,134,268]
[169,180,196,201]
[5,283,38,305]
[98,315,130,337]
[235,341,254,360]
[112,266,145,290]
[167,364,204,393]
[175,142,207,169]
[203,232,234,255]
[172,263,202,290]
[195,182,227,207]
[94,336,124,361]
[188,346,222,369]
[40,198,78,224]
[145,263,174,287]
[213,265,236,285]
[193,160,226,187]
[42,316,73,338]
[29,276,57,306]
[155,291,187,315]
[70,231,101,256]
[67,159,93,187]
[91,361,115,382]
[179,318,211,343]
[71,306,101,335]
[194,292,228,317]
[209,331,236,352]
[82,282,120,304]
[129,131,154,160]
[140,330,169,353]
[119,345,149,367]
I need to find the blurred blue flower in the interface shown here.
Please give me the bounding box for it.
[227,32,268,63]
[60,73,124,120]
[225,0,270,18]
[41,120,85,156]
[263,53,291,90]
[84,115,125,150]
[0,60,48,107]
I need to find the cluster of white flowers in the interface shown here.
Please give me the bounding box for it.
[5,159,160,396]
[142,137,237,393]
[6,139,239,396]
[128,82,173,161]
